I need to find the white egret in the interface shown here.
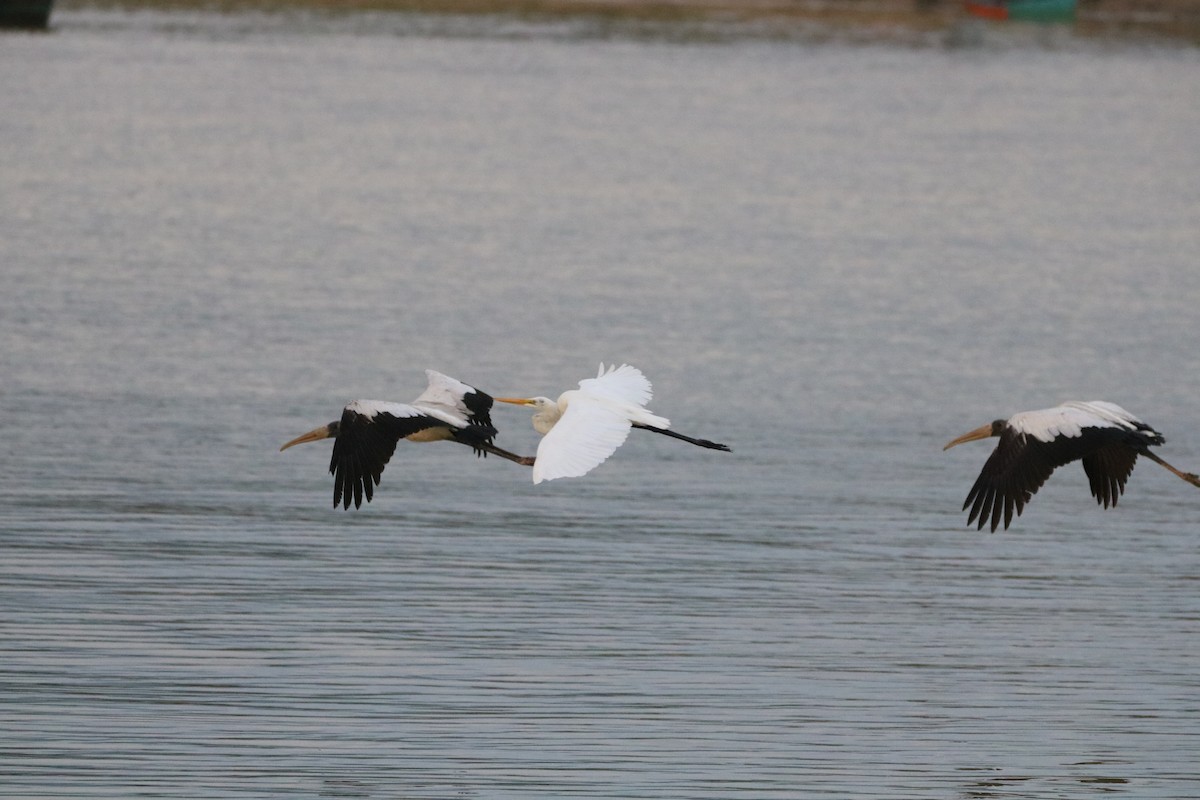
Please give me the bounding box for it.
[281,370,533,509]
[496,363,731,484]
[944,401,1200,531]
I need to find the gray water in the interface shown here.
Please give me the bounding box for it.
[3,8,1200,798]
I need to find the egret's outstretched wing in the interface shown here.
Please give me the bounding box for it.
[532,392,633,484]
[578,363,653,408]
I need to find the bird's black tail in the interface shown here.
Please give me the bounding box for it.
[451,424,500,457]
[633,423,731,452]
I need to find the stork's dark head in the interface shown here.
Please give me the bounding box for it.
[280,420,340,451]
[943,419,1005,451]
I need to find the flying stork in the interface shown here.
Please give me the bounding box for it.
[495,363,731,484]
[281,370,533,509]
[943,400,1200,531]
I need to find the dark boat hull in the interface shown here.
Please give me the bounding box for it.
[965,0,1076,22]
[0,0,53,28]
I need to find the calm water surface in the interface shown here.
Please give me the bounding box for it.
[2,8,1199,798]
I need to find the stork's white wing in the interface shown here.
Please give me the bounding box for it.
[414,370,473,413]
[1011,402,1139,444]
[1069,400,1140,427]
[410,370,480,428]
[532,392,633,484]
[577,363,653,408]
[346,400,426,420]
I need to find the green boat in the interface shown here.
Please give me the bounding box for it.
[0,0,53,28]
[965,0,1076,22]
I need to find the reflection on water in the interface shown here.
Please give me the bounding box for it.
[2,8,1199,799]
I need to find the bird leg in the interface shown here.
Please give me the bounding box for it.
[1141,450,1200,489]
[631,423,732,452]
[477,442,536,467]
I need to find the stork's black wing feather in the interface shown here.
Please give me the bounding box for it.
[1081,444,1140,509]
[964,429,1084,532]
[459,389,495,431]
[329,407,444,509]
[453,390,499,457]
[964,426,1151,531]
[1078,417,1162,510]
[964,430,1049,532]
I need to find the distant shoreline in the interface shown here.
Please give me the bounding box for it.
[60,0,1200,42]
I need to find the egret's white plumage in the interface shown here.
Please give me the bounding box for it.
[944,400,1200,531]
[497,363,730,484]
